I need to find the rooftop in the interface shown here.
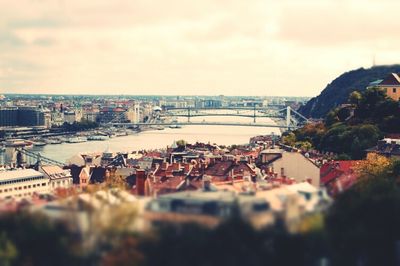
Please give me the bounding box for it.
[0,169,44,182]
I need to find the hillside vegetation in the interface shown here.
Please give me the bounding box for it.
[284,87,400,159]
[299,65,400,118]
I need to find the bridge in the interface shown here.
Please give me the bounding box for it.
[1,148,67,168]
[19,148,66,167]
[108,121,292,129]
[105,106,309,130]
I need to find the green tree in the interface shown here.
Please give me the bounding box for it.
[348,91,362,105]
[282,132,296,146]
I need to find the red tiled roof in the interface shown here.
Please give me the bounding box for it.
[205,161,233,176]
[320,160,360,185]
[320,160,361,196]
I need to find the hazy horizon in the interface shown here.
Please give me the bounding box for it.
[1,0,400,97]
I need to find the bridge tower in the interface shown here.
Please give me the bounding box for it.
[286,106,291,130]
[134,103,140,123]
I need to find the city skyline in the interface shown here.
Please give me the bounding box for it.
[1,0,400,96]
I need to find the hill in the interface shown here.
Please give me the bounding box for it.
[299,65,400,118]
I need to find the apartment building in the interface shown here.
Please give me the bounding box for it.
[0,169,50,199]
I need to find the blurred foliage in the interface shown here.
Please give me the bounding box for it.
[326,165,400,266]
[3,160,400,266]
[0,212,80,266]
[0,232,17,266]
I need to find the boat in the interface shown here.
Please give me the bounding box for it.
[33,141,47,147]
[46,139,63,145]
[150,125,165,130]
[66,137,87,143]
[87,135,109,141]
[115,131,128,137]
[169,124,182,129]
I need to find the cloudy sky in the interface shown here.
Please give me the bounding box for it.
[0,0,399,96]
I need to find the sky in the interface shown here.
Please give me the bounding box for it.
[0,0,400,97]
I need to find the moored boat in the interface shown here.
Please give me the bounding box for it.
[87,135,109,141]
[66,137,87,143]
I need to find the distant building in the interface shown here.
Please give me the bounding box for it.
[368,73,400,101]
[0,106,46,127]
[51,111,65,126]
[82,111,98,122]
[0,169,50,199]
[63,109,83,124]
[97,107,127,123]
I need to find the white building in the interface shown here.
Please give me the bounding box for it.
[0,169,50,199]
[259,149,320,187]
[39,165,73,191]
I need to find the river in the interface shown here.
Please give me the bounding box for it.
[6,115,281,164]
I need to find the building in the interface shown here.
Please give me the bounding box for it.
[97,107,127,123]
[39,165,73,191]
[320,160,360,197]
[366,138,400,159]
[126,104,140,123]
[257,149,320,187]
[64,110,80,124]
[0,106,46,127]
[0,169,50,199]
[145,189,274,228]
[368,73,400,101]
[51,111,65,126]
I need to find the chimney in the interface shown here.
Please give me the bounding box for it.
[136,169,146,196]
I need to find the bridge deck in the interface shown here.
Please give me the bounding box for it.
[107,121,295,129]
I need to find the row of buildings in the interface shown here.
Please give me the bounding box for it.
[0,165,72,199]
[0,131,398,235]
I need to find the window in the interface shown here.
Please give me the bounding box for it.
[42,183,46,186]
[394,88,397,93]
